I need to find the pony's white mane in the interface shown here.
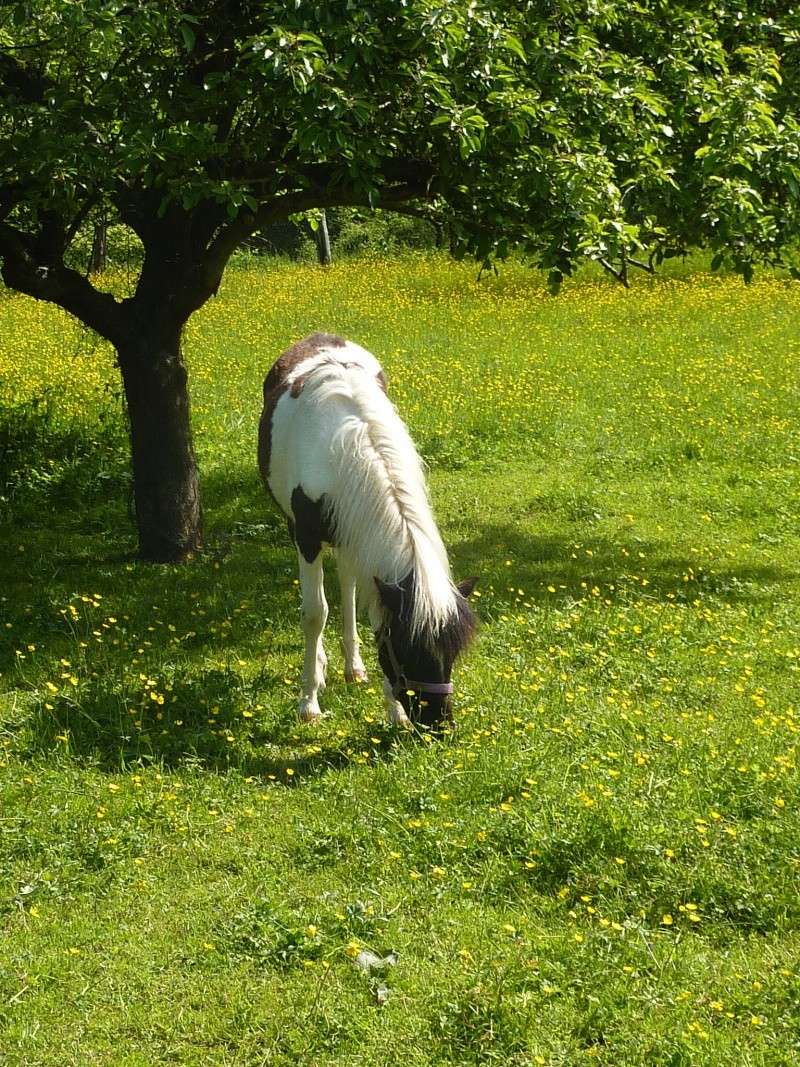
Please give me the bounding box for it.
[298,356,458,640]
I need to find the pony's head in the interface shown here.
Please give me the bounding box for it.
[374,574,478,728]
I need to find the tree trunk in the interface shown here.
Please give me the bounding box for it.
[314,210,332,266]
[117,324,202,562]
[88,220,108,274]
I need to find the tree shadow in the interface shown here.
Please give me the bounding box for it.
[22,658,405,782]
[450,521,795,610]
[1,463,409,779]
[1,466,283,654]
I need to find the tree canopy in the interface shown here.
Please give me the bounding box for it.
[2,1,799,296]
[1,1,799,558]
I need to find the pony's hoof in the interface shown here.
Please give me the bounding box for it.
[345,667,368,684]
[298,697,322,723]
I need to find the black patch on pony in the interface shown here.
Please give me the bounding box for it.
[290,486,336,563]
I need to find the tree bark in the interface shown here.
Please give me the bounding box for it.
[117,323,202,562]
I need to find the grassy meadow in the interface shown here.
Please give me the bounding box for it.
[1,254,799,1065]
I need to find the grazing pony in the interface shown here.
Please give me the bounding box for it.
[258,333,476,728]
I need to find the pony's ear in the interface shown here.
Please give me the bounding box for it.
[374,576,403,613]
[456,576,479,599]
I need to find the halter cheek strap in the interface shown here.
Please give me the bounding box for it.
[378,627,454,698]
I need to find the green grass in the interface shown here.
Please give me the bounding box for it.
[1,254,799,1065]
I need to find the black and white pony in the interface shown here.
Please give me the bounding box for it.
[259,333,476,728]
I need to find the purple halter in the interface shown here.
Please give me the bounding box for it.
[378,626,454,699]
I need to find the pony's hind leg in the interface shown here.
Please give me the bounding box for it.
[337,553,367,683]
[297,552,328,722]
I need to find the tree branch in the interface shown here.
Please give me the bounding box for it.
[256,180,434,225]
[223,158,437,193]
[374,202,441,224]
[0,221,125,344]
[64,191,102,250]
[598,257,630,288]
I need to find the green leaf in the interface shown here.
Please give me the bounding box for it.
[504,35,527,63]
[179,22,195,53]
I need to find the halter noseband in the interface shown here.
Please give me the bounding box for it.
[378,625,454,699]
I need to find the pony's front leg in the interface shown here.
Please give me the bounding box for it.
[298,552,328,722]
[382,676,411,727]
[337,555,367,683]
[367,600,410,727]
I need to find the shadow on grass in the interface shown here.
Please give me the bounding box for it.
[0,467,284,655]
[450,521,796,609]
[24,669,402,781]
[2,463,414,777]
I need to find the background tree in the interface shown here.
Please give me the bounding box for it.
[88,217,108,275]
[1,1,798,560]
[311,210,332,266]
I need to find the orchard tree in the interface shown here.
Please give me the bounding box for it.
[1,1,798,561]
